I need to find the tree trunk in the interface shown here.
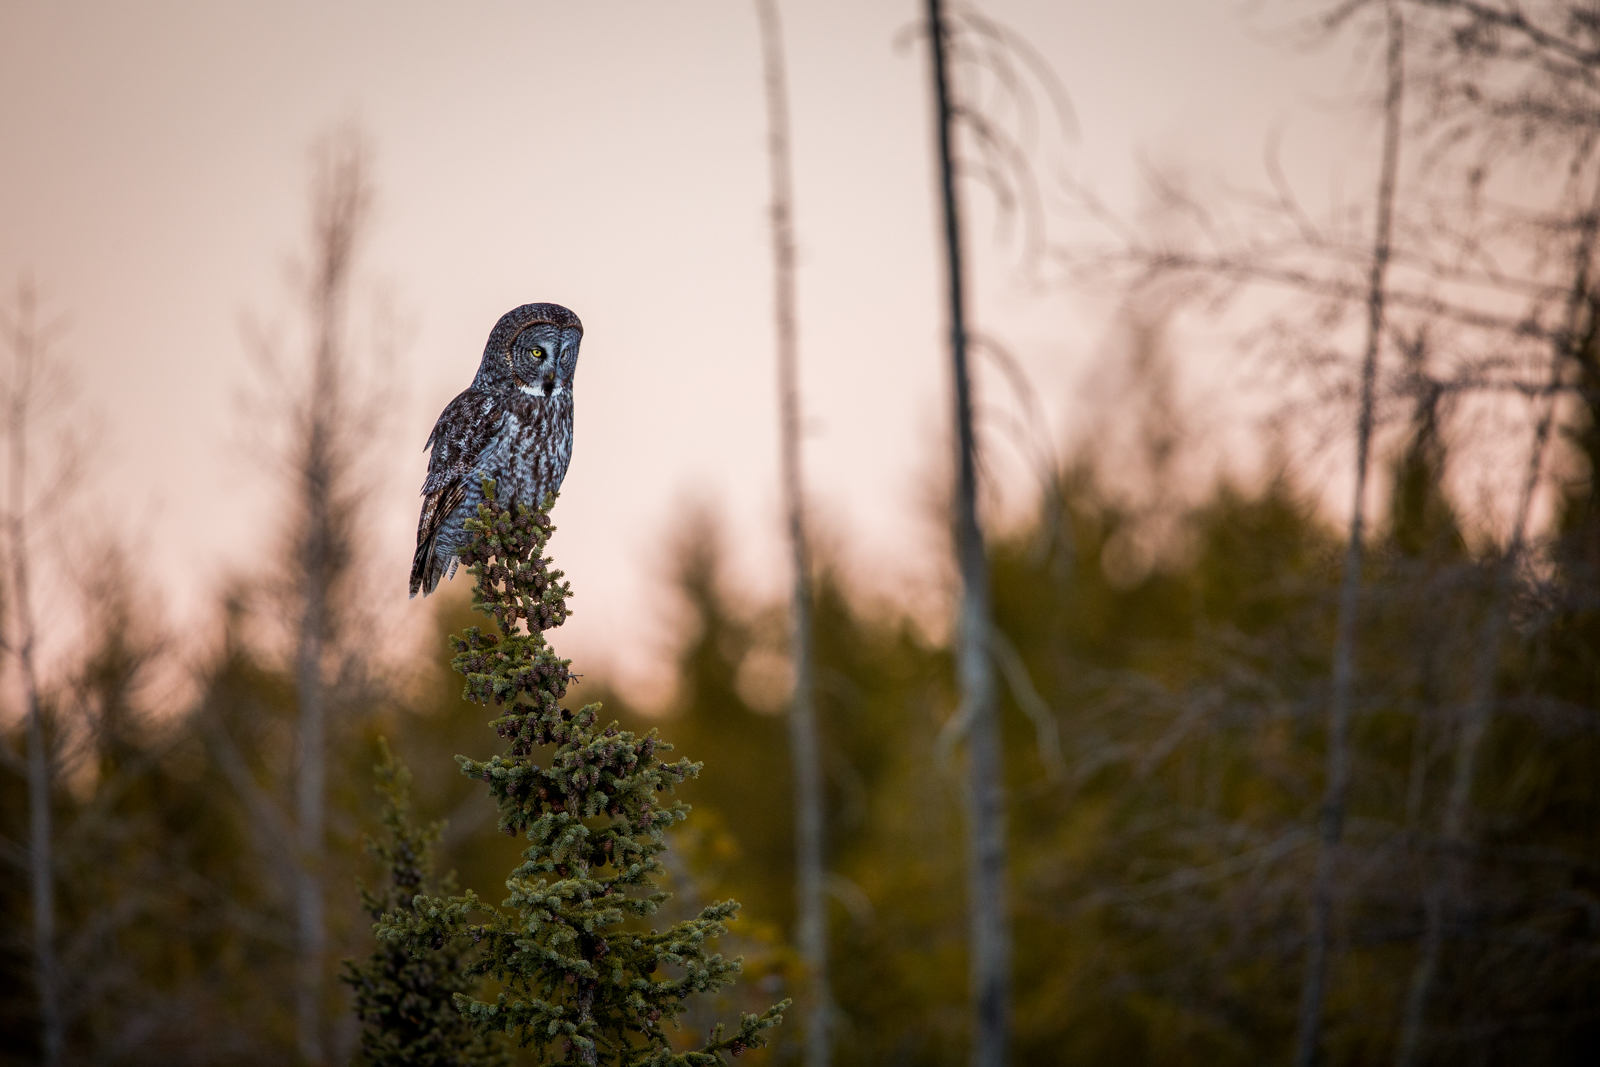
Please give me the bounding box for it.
[926,4,1011,1064]
[292,137,364,1064]
[5,283,64,1067]
[294,265,347,1066]
[1293,8,1404,1066]
[294,513,328,1066]
[753,3,831,1066]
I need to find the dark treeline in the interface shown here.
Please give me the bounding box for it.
[622,326,1600,1064]
[5,340,1596,1064]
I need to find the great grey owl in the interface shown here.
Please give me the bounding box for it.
[410,302,583,597]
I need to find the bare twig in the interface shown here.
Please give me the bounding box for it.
[989,628,1065,780]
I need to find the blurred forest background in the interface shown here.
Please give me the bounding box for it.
[5,0,1600,1065]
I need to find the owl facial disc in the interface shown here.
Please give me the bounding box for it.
[503,319,577,399]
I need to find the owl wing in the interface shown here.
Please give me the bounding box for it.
[410,388,505,597]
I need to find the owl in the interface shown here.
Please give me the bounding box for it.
[410,302,583,597]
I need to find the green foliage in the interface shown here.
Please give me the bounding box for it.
[380,482,786,1066]
[640,516,797,934]
[342,738,505,1066]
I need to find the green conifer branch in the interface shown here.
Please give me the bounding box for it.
[380,480,786,1066]
[342,737,507,1066]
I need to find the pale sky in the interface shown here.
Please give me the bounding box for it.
[0,1,1364,697]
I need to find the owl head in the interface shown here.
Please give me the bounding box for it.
[474,302,584,399]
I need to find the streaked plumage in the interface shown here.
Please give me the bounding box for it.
[410,302,583,597]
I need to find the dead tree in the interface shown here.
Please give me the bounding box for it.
[925,3,1010,1065]
[291,131,373,1066]
[1292,7,1406,1066]
[228,128,379,1065]
[1393,88,1600,1067]
[0,280,74,1067]
[915,6,1076,1062]
[1046,0,1600,1056]
[753,2,831,1066]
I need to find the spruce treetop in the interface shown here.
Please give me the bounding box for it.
[381,481,786,1066]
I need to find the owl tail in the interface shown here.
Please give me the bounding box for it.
[409,536,448,598]
[411,483,467,598]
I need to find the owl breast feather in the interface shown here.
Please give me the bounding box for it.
[480,395,574,510]
[410,389,573,597]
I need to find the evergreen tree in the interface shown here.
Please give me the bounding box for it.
[382,483,785,1066]
[342,739,503,1067]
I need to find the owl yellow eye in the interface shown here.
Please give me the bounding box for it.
[532,347,545,359]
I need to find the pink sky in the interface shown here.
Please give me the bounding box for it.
[0,1,1363,698]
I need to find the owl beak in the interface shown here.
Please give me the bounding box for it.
[542,367,557,392]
